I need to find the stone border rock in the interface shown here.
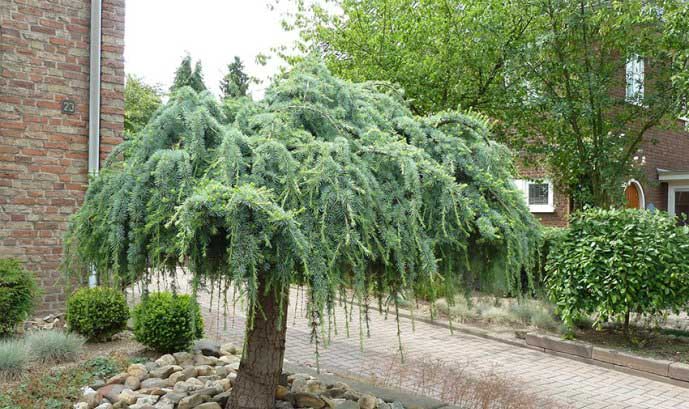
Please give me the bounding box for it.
[525,332,689,387]
[283,362,459,409]
[73,339,464,409]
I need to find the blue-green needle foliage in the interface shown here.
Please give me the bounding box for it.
[64,60,540,336]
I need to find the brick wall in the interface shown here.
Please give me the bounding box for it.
[0,0,125,314]
[515,51,689,226]
[516,162,570,227]
[637,120,689,212]
[517,117,689,227]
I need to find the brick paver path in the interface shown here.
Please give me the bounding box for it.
[137,280,689,409]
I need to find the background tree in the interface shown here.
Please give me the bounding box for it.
[220,56,252,99]
[284,0,689,208]
[503,0,689,207]
[667,3,689,107]
[282,0,537,115]
[65,61,541,409]
[124,74,162,135]
[170,54,207,93]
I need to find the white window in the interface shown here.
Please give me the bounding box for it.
[513,179,555,213]
[626,54,644,105]
[668,185,689,225]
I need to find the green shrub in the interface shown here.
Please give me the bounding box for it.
[547,208,689,334]
[26,331,85,364]
[508,301,541,324]
[433,297,477,322]
[507,299,559,331]
[531,309,559,331]
[66,287,129,341]
[0,339,28,381]
[531,227,568,291]
[571,314,594,330]
[133,292,203,353]
[0,259,39,337]
[477,303,516,324]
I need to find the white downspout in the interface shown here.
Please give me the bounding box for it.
[88,0,102,287]
[88,0,102,175]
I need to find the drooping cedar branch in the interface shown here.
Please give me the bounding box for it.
[64,60,541,408]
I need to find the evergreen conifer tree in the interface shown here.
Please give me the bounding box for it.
[189,60,206,93]
[65,60,541,409]
[220,56,250,99]
[170,55,207,93]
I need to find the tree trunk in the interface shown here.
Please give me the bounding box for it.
[228,279,288,409]
[623,309,630,340]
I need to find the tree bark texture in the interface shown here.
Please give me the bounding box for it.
[227,279,288,409]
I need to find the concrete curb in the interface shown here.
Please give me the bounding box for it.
[525,332,689,387]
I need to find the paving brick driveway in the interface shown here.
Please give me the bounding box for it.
[140,280,689,409]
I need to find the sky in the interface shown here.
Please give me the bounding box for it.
[124,0,300,99]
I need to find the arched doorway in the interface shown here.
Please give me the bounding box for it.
[624,180,645,209]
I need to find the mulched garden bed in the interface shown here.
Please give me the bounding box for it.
[572,326,689,363]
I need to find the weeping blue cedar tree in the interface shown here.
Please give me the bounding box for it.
[64,60,541,409]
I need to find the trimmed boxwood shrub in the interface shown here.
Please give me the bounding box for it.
[132,292,203,353]
[546,208,689,335]
[66,287,129,341]
[0,258,39,337]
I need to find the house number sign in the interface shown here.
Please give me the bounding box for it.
[61,99,76,114]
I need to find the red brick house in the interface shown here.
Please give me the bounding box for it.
[515,56,689,227]
[0,0,125,313]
